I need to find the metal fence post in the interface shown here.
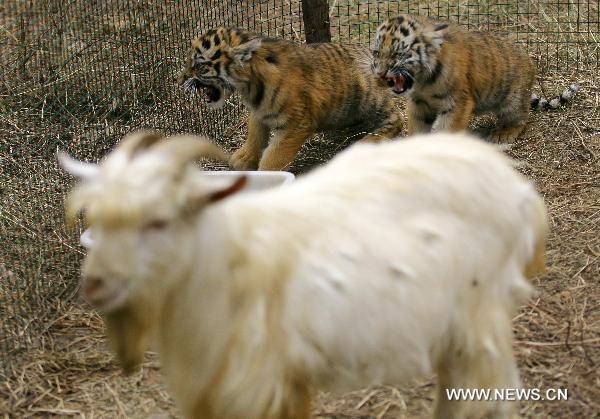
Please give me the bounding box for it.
[301,0,331,43]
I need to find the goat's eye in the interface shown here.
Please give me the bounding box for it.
[372,50,379,58]
[145,219,169,230]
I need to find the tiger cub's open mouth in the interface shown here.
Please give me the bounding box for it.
[183,78,222,103]
[383,71,414,95]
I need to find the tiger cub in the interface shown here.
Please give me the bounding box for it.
[372,14,577,142]
[178,27,404,171]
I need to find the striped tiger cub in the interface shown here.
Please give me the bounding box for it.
[372,14,579,142]
[179,27,404,170]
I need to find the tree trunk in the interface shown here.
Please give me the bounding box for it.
[301,0,331,43]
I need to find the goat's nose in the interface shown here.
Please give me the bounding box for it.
[81,275,106,300]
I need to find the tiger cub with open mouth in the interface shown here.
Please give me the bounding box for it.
[372,14,578,142]
[178,27,404,171]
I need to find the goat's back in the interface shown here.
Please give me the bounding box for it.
[177,133,547,416]
[222,133,547,390]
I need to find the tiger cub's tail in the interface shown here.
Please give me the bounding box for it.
[530,83,580,111]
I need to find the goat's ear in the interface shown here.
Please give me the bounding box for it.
[57,150,99,180]
[231,38,261,63]
[185,175,247,214]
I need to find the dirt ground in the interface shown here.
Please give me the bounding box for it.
[1,69,598,418]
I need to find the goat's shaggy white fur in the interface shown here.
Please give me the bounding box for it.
[60,131,547,419]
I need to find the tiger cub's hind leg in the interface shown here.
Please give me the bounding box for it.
[258,126,314,171]
[490,92,531,143]
[360,105,405,142]
[489,124,526,143]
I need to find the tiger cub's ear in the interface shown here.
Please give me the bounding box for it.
[429,23,449,49]
[231,38,262,63]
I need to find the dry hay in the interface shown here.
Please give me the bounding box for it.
[1,70,598,418]
[1,0,598,416]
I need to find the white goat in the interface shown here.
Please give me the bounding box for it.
[59,131,547,419]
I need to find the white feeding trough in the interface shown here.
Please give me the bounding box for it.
[79,171,295,248]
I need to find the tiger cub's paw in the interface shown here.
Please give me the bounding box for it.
[230,147,260,171]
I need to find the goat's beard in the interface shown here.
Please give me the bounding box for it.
[104,302,155,374]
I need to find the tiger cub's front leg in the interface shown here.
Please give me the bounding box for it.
[230,112,270,170]
[407,99,437,135]
[258,126,315,171]
[432,96,475,133]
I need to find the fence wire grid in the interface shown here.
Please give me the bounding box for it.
[1,0,598,378]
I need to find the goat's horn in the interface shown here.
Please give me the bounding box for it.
[116,130,163,157]
[155,135,230,166]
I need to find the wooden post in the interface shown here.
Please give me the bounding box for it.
[301,0,331,43]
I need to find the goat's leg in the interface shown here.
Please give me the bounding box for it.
[434,308,521,419]
[275,384,311,419]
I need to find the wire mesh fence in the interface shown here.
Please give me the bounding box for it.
[1,0,598,379]
[329,1,599,74]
